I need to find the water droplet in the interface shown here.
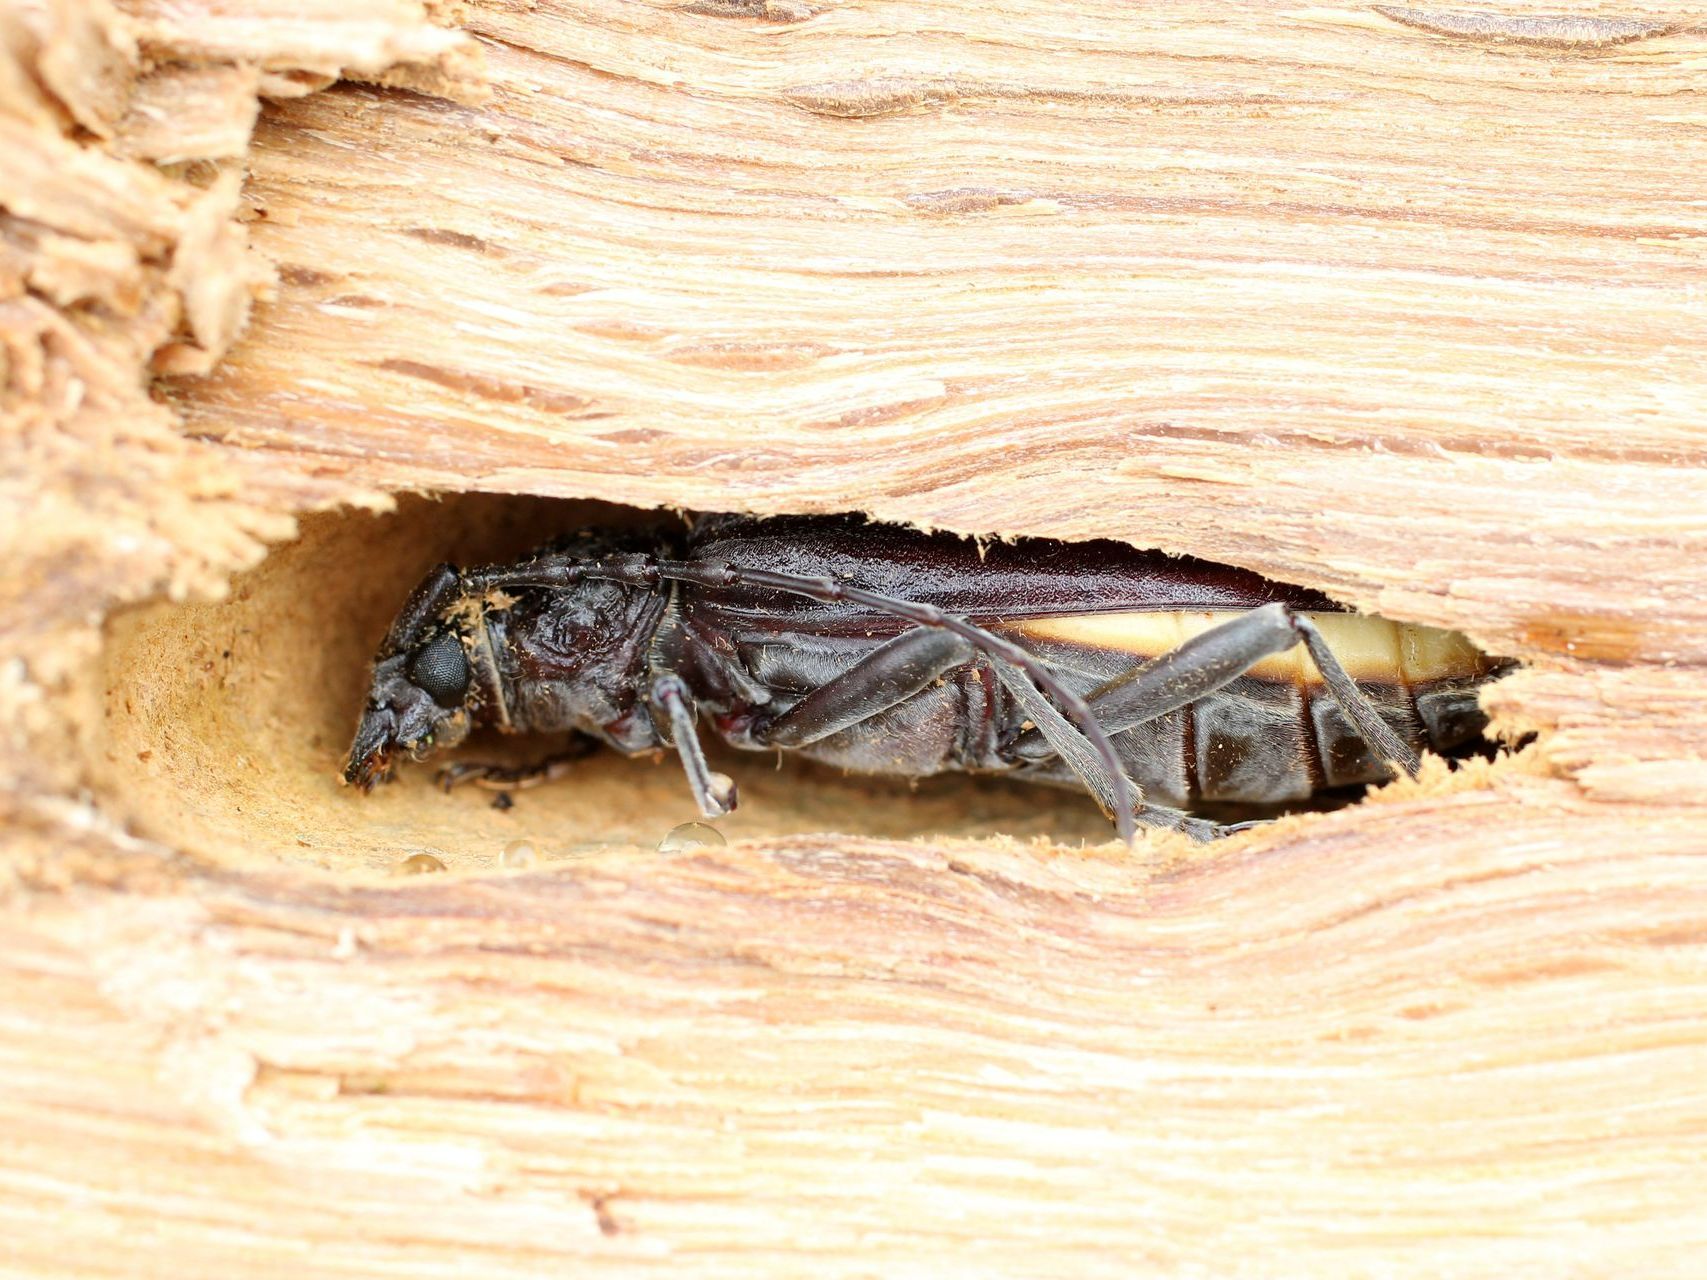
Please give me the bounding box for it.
[396,852,446,875]
[658,821,726,853]
[501,839,538,869]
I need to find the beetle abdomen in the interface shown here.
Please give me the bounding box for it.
[1008,610,1497,808]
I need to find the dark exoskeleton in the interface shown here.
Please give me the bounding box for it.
[345,515,1502,841]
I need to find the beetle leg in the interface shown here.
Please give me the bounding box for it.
[987,658,1142,827]
[435,739,597,793]
[651,673,738,818]
[991,652,1257,839]
[747,628,973,748]
[1008,604,1298,759]
[1008,602,1421,777]
[1286,615,1419,773]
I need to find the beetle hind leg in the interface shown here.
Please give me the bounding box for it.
[1008,601,1422,781]
[1151,811,1262,842]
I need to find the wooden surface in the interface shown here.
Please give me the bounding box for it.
[4,0,1707,1275]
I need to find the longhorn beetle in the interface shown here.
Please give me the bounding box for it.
[345,514,1502,841]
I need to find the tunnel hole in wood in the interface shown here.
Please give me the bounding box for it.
[89,494,1508,876]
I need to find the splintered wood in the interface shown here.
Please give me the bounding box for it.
[3,1,1706,1276]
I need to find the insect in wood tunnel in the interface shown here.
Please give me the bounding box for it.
[344,514,1503,840]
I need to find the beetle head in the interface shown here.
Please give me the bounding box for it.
[344,565,476,790]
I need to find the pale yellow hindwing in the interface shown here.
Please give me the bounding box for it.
[1010,611,1485,684]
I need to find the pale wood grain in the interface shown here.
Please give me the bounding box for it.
[3,0,1706,1275]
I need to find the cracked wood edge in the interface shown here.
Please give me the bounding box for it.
[5,776,1707,1276]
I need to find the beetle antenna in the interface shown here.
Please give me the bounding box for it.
[381,564,463,657]
[457,550,1145,842]
[647,559,1142,843]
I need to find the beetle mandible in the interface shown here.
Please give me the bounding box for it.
[344,514,1501,841]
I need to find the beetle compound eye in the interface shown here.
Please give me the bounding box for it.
[409,631,470,708]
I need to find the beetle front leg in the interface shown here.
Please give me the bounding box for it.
[651,674,738,818]
[435,737,599,793]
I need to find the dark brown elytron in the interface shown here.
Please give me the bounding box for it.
[345,515,1502,840]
